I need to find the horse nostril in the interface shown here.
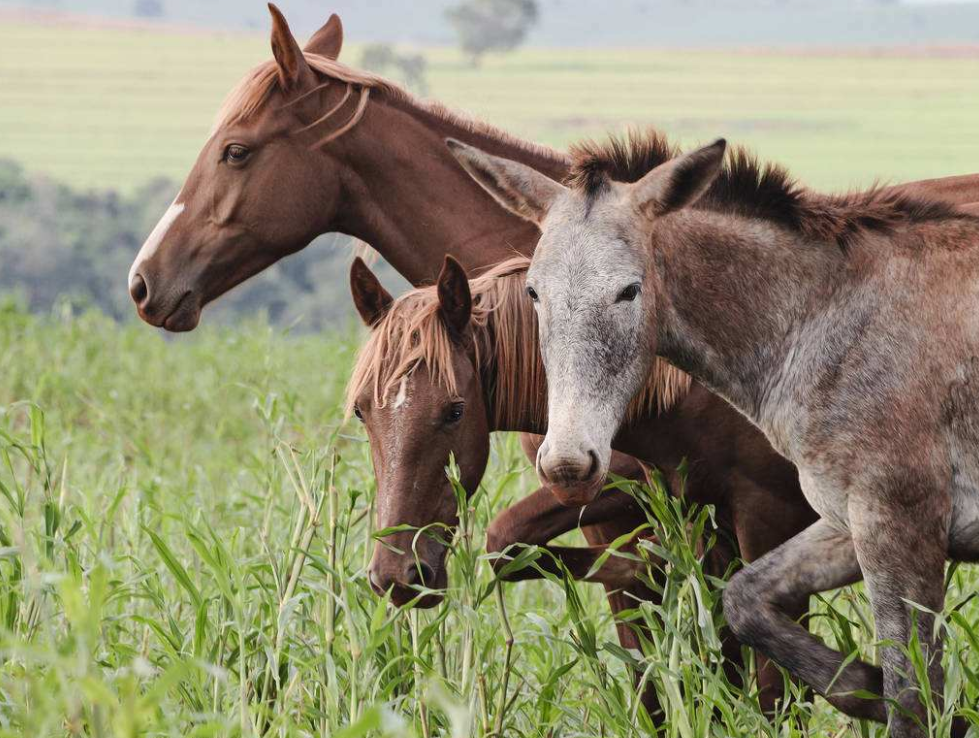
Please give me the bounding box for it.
[404,561,436,589]
[129,273,148,306]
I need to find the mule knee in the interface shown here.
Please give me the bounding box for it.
[723,569,770,649]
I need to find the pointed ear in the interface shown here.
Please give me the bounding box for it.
[350,257,394,327]
[446,138,565,225]
[268,3,312,91]
[631,139,727,219]
[436,256,472,339]
[305,13,343,59]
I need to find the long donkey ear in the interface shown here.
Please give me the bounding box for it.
[436,256,472,339]
[268,3,313,91]
[631,139,727,219]
[350,257,394,327]
[304,13,343,59]
[446,139,565,225]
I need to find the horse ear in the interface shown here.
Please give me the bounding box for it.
[446,139,564,225]
[268,3,313,91]
[437,256,472,339]
[304,13,343,59]
[631,139,727,219]
[350,257,394,327]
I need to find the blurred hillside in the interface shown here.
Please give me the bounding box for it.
[4,0,979,46]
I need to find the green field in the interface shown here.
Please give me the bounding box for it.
[0,307,977,737]
[2,19,979,191]
[4,15,979,738]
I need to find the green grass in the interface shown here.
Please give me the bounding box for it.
[0,304,977,737]
[2,19,979,191]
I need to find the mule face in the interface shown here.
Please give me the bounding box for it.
[448,138,725,504]
[526,195,652,504]
[350,256,489,608]
[128,7,344,330]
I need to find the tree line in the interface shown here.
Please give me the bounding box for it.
[0,159,402,330]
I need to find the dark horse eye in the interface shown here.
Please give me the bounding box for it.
[225,144,250,164]
[526,285,539,302]
[616,283,641,303]
[353,405,364,421]
[445,402,465,423]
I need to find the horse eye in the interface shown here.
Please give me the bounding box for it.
[353,405,364,421]
[616,283,641,303]
[225,144,250,164]
[526,285,539,302]
[445,402,465,424]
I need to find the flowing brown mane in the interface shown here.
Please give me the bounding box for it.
[214,52,562,164]
[567,129,968,250]
[346,257,691,427]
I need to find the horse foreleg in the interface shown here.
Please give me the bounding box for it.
[485,485,649,586]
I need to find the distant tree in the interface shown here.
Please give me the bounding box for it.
[360,44,429,95]
[445,0,539,66]
[133,0,164,19]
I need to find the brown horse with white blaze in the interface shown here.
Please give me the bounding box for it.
[451,131,979,737]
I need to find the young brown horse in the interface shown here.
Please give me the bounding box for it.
[451,131,979,737]
[346,254,815,715]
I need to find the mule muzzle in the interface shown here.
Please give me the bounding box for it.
[536,440,605,506]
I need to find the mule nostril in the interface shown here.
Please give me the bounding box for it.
[584,449,600,481]
[404,561,436,589]
[129,274,148,306]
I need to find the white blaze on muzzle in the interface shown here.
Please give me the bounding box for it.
[128,199,185,284]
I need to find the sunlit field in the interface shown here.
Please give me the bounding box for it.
[0,305,977,737]
[3,19,979,191]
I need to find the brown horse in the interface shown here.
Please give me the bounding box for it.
[127,4,979,722]
[452,130,979,737]
[346,254,814,714]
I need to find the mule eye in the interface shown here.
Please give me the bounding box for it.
[224,144,250,164]
[445,402,465,424]
[526,286,539,302]
[353,405,364,421]
[616,283,641,303]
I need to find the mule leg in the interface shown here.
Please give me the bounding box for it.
[723,519,889,723]
[850,493,950,738]
[486,485,649,586]
[732,482,817,713]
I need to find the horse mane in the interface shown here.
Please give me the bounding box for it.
[213,52,563,165]
[567,128,966,251]
[345,257,691,427]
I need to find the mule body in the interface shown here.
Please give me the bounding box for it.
[450,131,979,736]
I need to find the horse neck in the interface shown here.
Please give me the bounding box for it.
[653,210,844,423]
[332,91,569,286]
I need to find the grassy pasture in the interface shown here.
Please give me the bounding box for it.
[3,15,979,738]
[0,306,978,737]
[2,19,979,191]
